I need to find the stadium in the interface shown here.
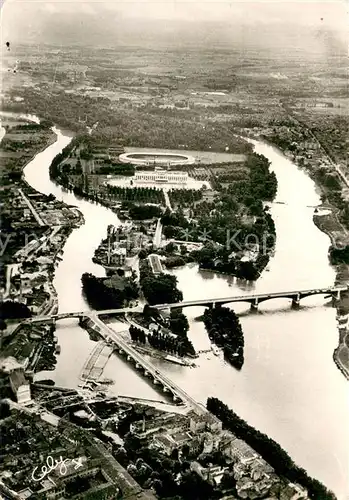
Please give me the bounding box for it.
[118,151,196,166]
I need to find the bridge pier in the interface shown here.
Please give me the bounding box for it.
[250,298,259,311]
[292,294,300,308]
[329,289,343,307]
[332,295,340,307]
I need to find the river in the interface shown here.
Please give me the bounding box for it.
[2,113,348,498]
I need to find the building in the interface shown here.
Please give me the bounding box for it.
[280,483,309,500]
[110,247,127,266]
[222,437,258,462]
[33,458,120,500]
[189,411,207,433]
[190,462,227,487]
[135,168,188,184]
[131,412,189,439]
[9,369,31,405]
[152,430,201,456]
[188,410,222,434]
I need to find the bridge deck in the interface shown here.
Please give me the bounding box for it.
[25,285,347,323]
[91,316,205,412]
[154,285,347,309]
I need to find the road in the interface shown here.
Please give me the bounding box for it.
[4,263,19,298]
[17,188,46,226]
[163,189,172,211]
[153,218,163,248]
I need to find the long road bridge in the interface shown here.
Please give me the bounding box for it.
[25,285,349,324]
[89,315,205,411]
[154,285,349,311]
[24,285,348,409]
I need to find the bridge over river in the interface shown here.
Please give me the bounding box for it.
[89,315,206,411]
[25,285,349,324]
[22,285,348,407]
[154,285,349,311]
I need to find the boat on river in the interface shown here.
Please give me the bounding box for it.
[164,354,189,366]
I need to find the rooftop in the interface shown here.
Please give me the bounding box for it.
[9,370,28,391]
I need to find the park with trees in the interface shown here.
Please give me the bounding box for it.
[203,306,244,369]
[139,259,183,306]
[81,271,139,310]
[159,152,277,280]
[129,324,195,357]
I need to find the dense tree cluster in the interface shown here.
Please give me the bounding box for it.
[168,188,203,207]
[329,245,349,265]
[164,256,187,269]
[203,307,244,369]
[247,153,277,201]
[139,259,183,305]
[314,168,341,191]
[216,171,247,183]
[106,185,165,204]
[81,272,138,310]
[129,324,147,343]
[191,222,273,280]
[207,397,336,500]
[169,309,189,337]
[49,136,81,183]
[97,163,135,176]
[12,87,252,154]
[128,204,162,220]
[0,300,32,320]
[129,324,194,357]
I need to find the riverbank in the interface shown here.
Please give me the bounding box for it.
[241,130,349,380]
[166,138,349,497]
[314,206,349,379]
[273,140,349,380]
[0,115,84,318]
[296,180,349,380]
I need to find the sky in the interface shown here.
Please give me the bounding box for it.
[1,0,347,48]
[1,0,347,24]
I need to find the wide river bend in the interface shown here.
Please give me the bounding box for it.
[1,114,347,498]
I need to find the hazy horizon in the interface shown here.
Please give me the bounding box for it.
[1,0,347,55]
